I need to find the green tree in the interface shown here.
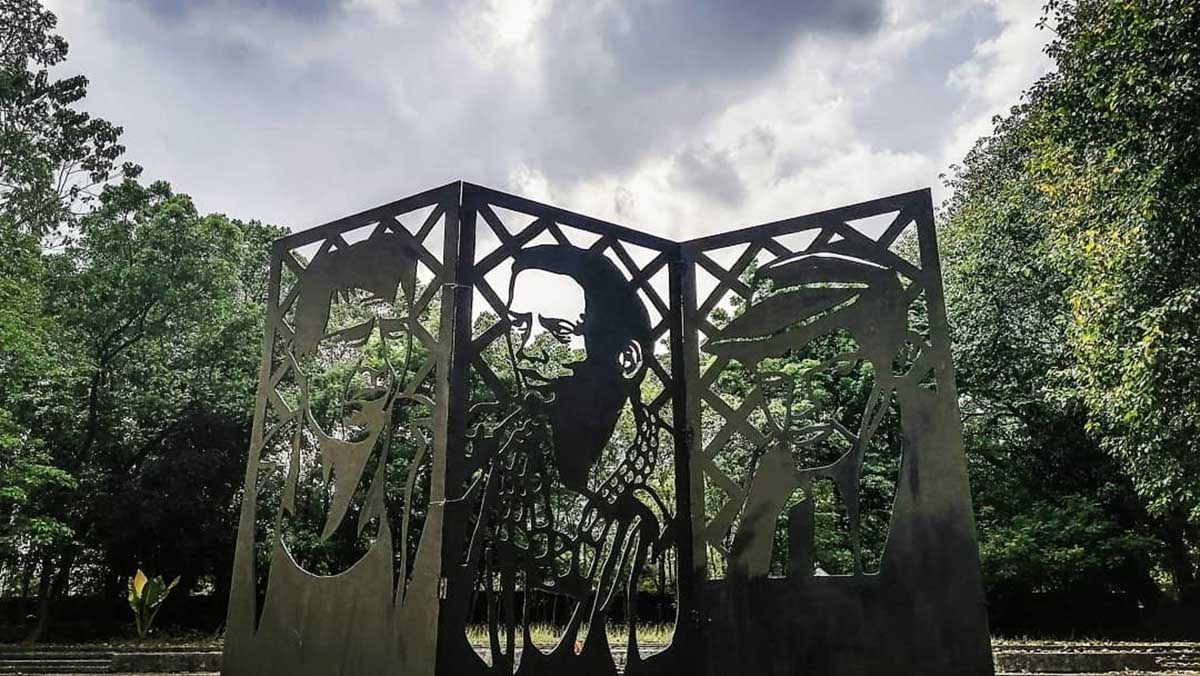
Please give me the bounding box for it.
[1,0,286,639]
[0,0,135,239]
[19,180,281,639]
[0,0,131,604]
[1032,0,1200,599]
[940,0,1200,603]
[941,120,1161,601]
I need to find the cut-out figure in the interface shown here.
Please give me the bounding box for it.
[706,251,926,578]
[465,244,670,674]
[283,229,424,575]
[240,227,441,676]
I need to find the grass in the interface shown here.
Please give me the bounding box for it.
[0,625,677,650]
[8,629,1196,651]
[465,624,675,647]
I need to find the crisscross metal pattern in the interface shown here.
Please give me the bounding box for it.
[681,192,928,578]
[462,195,678,423]
[261,196,453,433]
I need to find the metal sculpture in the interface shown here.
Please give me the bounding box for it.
[224,182,993,676]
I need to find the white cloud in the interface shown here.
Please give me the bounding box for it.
[43,0,1051,239]
[942,0,1054,180]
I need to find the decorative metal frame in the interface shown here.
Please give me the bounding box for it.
[224,182,994,676]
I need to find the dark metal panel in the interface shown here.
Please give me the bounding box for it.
[224,184,461,676]
[666,252,703,676]
[225,182,992,676]
[223,250,282,675]
[681,187,993,676]
[437,183,685,676]
[273,181,461,251]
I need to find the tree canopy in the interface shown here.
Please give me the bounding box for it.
[941,0,1200,603]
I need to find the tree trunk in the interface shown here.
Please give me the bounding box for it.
[14,556,34,629]
[19,555,34,598]
[1164,517,1199,603]
[23,548,77,644]
[23,555,55,644]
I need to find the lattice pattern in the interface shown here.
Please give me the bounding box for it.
[259,198,454,450]
[464,200,677,421]
[228,183,993,676]
[683,193,931,577]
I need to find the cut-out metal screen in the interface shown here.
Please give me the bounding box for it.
[224,182,993,676]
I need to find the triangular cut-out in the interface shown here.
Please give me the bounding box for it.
[846,211,901,241]
[474,224,504,264]
[471,287,500,325]
[638,288,664,327]
[341,221,378,245]
[647,267,672,312]
[521,229,560,250]
[290,241,324,267]
[394,204,439,236]
[694,265,721,310]
[481,260,514,310]
[559,226,604,249]
[773,229,822,255]
[701,288,737,325]
[415,256,438,284]
[422,216,446,261]
[490,205,540,235]
[707,242,752,269]
[888,224,919,264]
[754,248,779,269]
[622,240,661,268]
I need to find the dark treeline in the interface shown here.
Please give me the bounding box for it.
[1,0,1198,641]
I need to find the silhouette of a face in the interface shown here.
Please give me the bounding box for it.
[293,232,419,444]
[306,291,405,442]
[507,269,588,389]
[289,232,420,545]
[503,247,649,492]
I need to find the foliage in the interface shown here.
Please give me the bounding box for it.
[0,0,136,239]
[0,0,283,624]
[942,0,1200,601]
[0,0,128,599]
[127,569,179,640]
[1034,0,1200,527]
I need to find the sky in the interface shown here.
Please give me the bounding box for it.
[46,0,1052,241]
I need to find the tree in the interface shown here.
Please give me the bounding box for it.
[18,180,282,639]
[0,0,129,604]
[1,1,288,639]
[1031,0,1200,599]
[0,0,135,240]
[940,0,1200,603]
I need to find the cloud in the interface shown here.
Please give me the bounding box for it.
[850,4,1003,154]
[132,0,341,20]
[42,0,1049,241]
[490,0,886,181]
[670,143,747,207]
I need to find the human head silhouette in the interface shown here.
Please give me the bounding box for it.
[506,244,652,492]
